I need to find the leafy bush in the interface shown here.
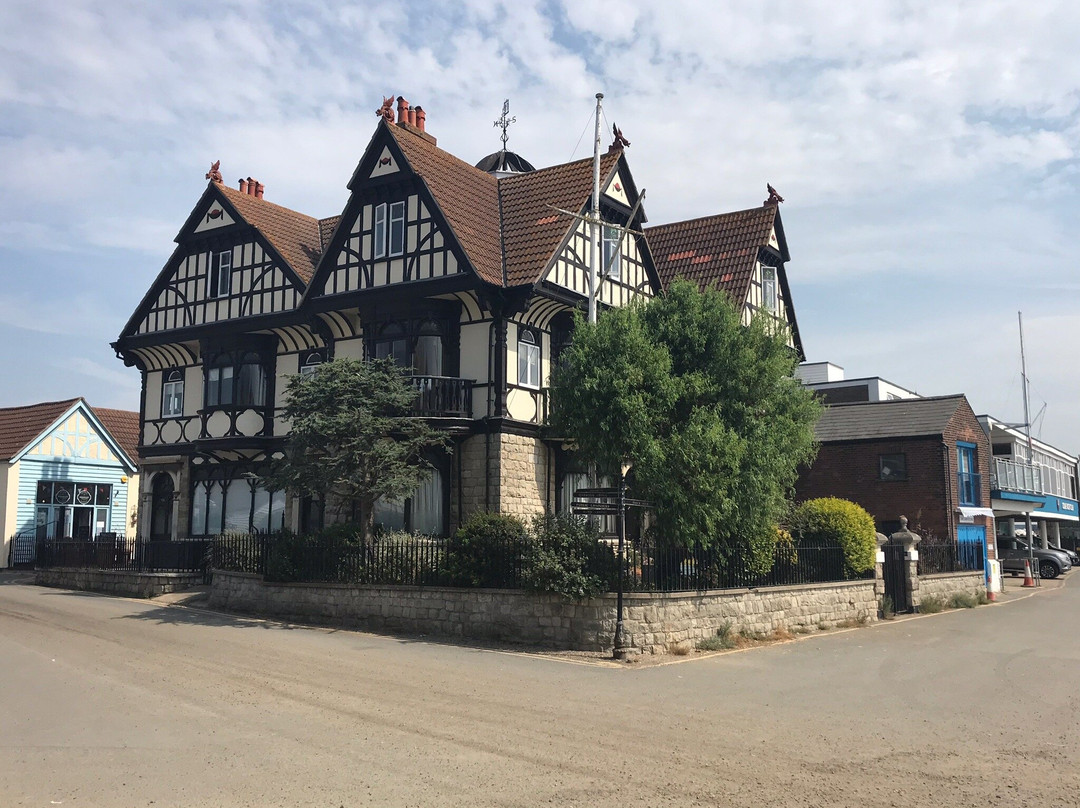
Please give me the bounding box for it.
[442,512,529,588]
[792,498,877,575]
[522,513,614,601]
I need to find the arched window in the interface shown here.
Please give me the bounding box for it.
[299,349,324,378]
[517,328,540,388]
[162,369,184,417]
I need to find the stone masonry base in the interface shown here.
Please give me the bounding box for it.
[210,570,878,655]
[35,568,205,599]
[916,571,985,607]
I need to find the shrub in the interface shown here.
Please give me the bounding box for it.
[881,594,895,619]
[697,621,735,651]
[949,592,978,609]
[919,594,945,613]
[522,513,613,601]
[442,512,529,588]
[792,498,877,576]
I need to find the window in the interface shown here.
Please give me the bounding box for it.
[957,443,980,506]
[373,201,406,259]
[373,465,446,535]
[603,225,621,281]
[371,319,446,376]
[33,480,113,540]
[161,369,184,417]
[209,250,232,298]
[373,203,387,259]
[190,473,284,536]
[517,328,540,388]
[389,201,405,256]
[761,266,778,313]
[206,351,267,408]
[298,349,325,378]
[879,454,907,481]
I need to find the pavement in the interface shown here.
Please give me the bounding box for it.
[1,568,1078,807]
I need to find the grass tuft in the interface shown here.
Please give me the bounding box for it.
[919,594,945,614]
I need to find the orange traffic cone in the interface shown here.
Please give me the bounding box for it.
[1022,559,1036,588]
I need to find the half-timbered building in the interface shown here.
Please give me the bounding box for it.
[113,96,804,539]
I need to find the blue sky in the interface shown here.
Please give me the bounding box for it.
[2,0,1078,450]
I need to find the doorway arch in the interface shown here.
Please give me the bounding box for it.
[149,473,174,541]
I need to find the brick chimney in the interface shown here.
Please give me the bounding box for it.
[237,177,265,198]
[415,106,426,132]
[238,178,248,194]
[396,96,410,126]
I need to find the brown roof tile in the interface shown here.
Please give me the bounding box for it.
[387,125,504,286]
[318,215,342,252]
[0,399,139,464]
[646,205,779,302]
[219,185,323,284]
[499,152,621,287]
[91,406,141,463]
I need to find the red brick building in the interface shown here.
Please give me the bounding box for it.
[796,395,995,558]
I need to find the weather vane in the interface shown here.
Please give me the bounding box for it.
[493,99,516,149]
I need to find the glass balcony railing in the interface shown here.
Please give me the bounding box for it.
[990,458,1043,496]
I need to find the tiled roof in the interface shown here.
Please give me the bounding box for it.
[218,185,323,284]
[814,396,966,443]
[0,399,139,464]
[387,124,504,286]
[91,407,141,463]
[500,152,621,286]
[0,399,79,461]
[318,215,341,252]
[646,205,779,301]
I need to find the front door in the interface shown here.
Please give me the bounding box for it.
[957,524,988,575]
[150,474,174,541]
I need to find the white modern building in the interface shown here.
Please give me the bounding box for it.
[796,362,920,405]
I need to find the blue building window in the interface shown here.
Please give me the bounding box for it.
[957,443,981,506]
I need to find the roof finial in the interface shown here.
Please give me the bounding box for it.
[608,122,630,154]
[493,99,516,150]
[765,183,784,205]
[376,95,395,123]
[205,160,223,184]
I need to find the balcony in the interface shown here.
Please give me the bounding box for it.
[409,376,473,418]
[990,458,1043,496]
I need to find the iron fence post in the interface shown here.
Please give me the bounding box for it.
[613,470,631,660]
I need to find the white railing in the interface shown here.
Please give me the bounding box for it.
[991,458,1043,495]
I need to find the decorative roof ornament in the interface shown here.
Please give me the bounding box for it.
[205,160,223,184]
[493,99,516,149]
[765,183,784,205]
[376,95,395,123]
[608,122,630,154]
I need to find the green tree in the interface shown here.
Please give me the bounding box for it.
[260,357,447,541]
[549,280,821,572]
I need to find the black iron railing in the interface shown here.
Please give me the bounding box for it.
[212,532,869,593]
[408,376,473,418]
[917,540,984,575]
[32,535,212,575]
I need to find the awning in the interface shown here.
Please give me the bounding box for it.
[958,507,996,518]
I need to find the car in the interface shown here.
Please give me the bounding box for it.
[997,537,1073,580]
[1050,545,1080,567]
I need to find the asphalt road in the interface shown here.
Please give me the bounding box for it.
[1,573,1078,808]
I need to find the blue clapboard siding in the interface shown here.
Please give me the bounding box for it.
[15,458,130,536]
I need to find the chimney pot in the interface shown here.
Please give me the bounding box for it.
[245,177,254,195]
[238,178,248,194]
[415,106,426,132]
[396,96,410,126]
[255,182,264,199]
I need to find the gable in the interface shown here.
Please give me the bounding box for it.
[308,122,489,299]
[603,170,630,207]
[542,218,653,308]
[120,184,313,339]
[10,401,137,472]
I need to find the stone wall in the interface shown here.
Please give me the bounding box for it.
[36,567,204,599]
[916,571,985,606]
[210,570,878,655]
[495,432,550,518]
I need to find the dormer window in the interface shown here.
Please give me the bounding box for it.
[209,250,232,298]
[161,369,185,417]
[373,201,406,260]
[761,266,777,313]
[603,225,621,281]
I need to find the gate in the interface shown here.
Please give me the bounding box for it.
[883,542,912,613]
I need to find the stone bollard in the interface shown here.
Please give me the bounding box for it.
[874,531,888,607]
[889,516,922,612]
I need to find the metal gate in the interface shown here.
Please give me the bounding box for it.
[883,543,912,613]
